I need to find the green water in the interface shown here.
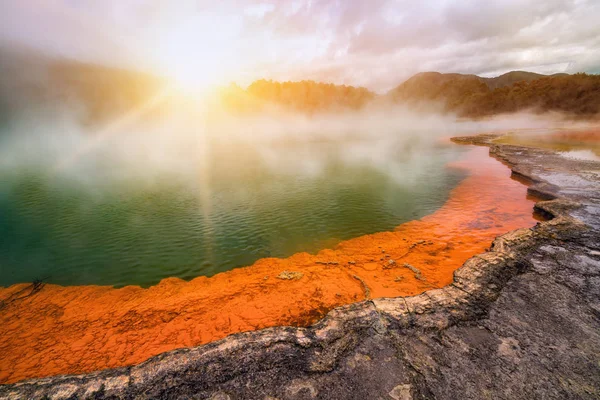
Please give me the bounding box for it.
[0,128,466,288]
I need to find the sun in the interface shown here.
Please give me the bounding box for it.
[154,19,242,96]
[167,60,223,95]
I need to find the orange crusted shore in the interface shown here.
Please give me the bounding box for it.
[0,145,540,384]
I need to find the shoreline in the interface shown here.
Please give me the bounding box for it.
[2,131,599,399]
[0,143,540,385]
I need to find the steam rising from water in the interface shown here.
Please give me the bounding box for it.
[0,88,591,287]
[0,98,582,189]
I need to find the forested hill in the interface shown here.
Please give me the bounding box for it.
[222,72,599,118]
[1,44,598,120]
[387,71,599,118]
[218,80,376,114]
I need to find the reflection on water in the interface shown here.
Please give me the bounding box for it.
[0,125,466,287]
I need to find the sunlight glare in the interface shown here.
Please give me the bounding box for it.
[156,17,242,96]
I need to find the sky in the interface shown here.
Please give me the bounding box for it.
[1,0,599,91]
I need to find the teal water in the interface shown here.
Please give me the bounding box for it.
[0,128,467,288]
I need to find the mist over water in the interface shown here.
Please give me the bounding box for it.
[0,95,578,288]
[0,102,459,287]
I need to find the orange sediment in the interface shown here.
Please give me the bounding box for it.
[0,145,540,384]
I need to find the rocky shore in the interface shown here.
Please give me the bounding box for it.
[1,133,599,399]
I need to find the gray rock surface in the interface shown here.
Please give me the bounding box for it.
[1,134,599,399]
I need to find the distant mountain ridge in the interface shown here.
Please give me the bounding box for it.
[387,70,599,117]
[390,70,568,93]
[1,44,598,121]
[221,70,598,117]
[481,71,568,89]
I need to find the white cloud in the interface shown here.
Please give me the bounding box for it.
[1,0,598,91]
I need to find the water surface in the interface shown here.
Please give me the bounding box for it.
[0,124,467,287]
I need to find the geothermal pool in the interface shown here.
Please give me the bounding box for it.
[0,128,467,288]
[0,142,542,384]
